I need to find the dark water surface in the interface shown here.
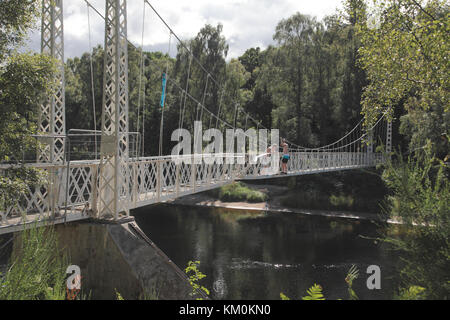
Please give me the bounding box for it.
[133,204,399,300]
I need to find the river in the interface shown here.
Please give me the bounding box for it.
[133,204,400,300]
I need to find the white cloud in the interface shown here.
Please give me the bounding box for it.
[24,0,343,59]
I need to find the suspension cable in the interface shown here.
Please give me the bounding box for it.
[84,0,384,157]
[137,0,146,157]
[84,0,238,145]
[179,52,192,141]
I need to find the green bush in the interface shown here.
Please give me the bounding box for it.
[330,194,354,210]
[381,146,450,299]
[218,182,268,203]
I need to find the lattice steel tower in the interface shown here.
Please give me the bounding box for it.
[38,0,66,163]
[98,0,130,219]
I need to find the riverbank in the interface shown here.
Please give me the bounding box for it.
[170,183,404,225]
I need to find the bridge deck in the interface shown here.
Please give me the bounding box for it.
[0,152,383,234]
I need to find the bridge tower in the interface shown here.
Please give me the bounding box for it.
[38,0,65,163]
[98,0,130,219]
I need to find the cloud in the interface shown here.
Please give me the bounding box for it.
[24,0,343,60]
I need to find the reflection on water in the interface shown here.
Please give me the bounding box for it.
[133,204,399,300]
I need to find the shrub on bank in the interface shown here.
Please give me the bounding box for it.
[281,190,381,213]
[218,182,268,203]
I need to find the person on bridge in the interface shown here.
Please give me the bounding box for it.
[281,138,289,174]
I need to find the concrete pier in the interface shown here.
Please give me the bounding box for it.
[4,218,200,300]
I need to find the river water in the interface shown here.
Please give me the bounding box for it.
[133,204,400,300]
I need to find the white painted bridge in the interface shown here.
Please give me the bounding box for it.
[0,0,391,234]
[0,149,386,234]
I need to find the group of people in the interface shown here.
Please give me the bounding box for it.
[264,138,290,175]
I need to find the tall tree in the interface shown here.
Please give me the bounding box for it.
[0,0,57,211]
[355,0,449,156]
[273,13,319,144]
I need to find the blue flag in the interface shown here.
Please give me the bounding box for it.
[160,73,167,108]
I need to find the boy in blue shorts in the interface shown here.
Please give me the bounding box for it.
[281,138,289,174]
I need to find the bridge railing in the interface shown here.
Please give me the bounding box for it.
[0,161,97,230]
[0,151,385,231]
[242,151,384,179]
[129,154,244,207]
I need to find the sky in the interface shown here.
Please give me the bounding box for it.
[24,0,344,60]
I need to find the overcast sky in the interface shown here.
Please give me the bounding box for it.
[24,0,344,60]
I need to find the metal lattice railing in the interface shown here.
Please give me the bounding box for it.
[0,151,385,233]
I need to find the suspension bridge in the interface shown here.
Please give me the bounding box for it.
[0,0,392,235]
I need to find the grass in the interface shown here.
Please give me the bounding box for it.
[213,182,268,203]
[0,223,68,300]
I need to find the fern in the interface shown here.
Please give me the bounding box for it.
[115,289,124,300]
[302,284,325,300]
[280,292,290,300]
[279,267,363,300]
[345,264,359,300]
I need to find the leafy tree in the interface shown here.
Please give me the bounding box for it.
[353,0,449,299]
[272,13,319,144]
[173,24,228,133]
[0,0,57,213]
[239,47,262,90]
[0,0,40,61]
[355,0,449,156]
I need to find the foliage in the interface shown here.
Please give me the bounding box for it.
[330,194,355,209]
[280,265,364,300]
[280,170,386,213]
[355,0,449,156]
[218,182,268,203]
[302,284,326,300]
[252,9,368,147]
[0,1,56,217]
[345,264,360,300]
[185,260,210,300]
[280,284,326,300]
[381,147,450,299]
[0,53,57,161]
[395,285,426,300]
[115,289,125,301]
[0,0,41,60]
[280,292,291,300]
[140,287,160,300]
[114,287,159,300]
[62,8,372,155]
[0,224,68,300]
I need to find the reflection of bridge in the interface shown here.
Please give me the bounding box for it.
[0,0,391,234]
